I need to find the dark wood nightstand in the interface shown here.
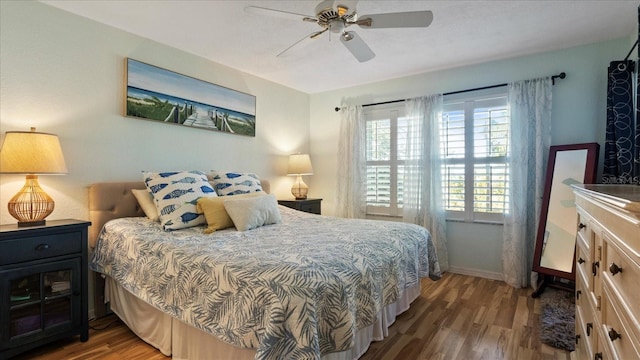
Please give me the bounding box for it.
[278,198,322,215]
[0,219,91,358]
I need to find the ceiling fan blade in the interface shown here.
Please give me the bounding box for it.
[245,5,317,22]
[277,30,327,58]
[357,10,433,28]
[340,31,375,62]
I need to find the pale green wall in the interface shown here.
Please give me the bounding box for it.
[309,38,630,278]
[0,1,311,226]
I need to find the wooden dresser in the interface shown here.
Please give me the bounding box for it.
[572,185,640,360]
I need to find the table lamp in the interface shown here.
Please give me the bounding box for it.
[287,154,313,200]
[0,127,68,227]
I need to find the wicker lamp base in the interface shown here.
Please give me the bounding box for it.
[8,175,55,227]
[291,175,309,200]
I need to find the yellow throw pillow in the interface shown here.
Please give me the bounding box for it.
[197,193,264,234]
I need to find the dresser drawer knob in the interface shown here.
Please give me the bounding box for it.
[35,244,50,251]
[608,328,621,342]
[578,258,585,264]
[578,223,586,230]
[592,261,599,276]
[609,263,622,276]
[586,323,593,336]
[575,334,580,344]
[595,353,603,360]
[576,290,581,300]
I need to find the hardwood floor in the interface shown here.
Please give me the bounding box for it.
[12,273,571,360]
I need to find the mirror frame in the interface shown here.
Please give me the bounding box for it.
[532,143,599,282]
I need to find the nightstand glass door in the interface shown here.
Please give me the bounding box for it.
[2,258,80,344]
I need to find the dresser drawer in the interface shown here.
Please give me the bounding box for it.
[576,237,591,291]
[576,208,591,252]
[601,279,640,360]
[594,328,616,360]
[591,223,604,305]
[0,232,81,265]
[576,275,598,357]
[602,234,640,330]
[576,305,593,360]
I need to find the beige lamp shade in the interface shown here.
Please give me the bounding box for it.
[0,128,68,174]
[0,128,68,227]
[287,154,313,200]
[287,154,313,176]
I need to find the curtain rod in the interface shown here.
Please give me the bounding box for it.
[334,72,566,112]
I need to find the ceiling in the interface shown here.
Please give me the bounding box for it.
[41,0,638,94]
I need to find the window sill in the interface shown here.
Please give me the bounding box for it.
[366,214,504,226]
[445,218,504,226]
[365,213,403,221]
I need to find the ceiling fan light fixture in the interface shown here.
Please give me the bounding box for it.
[329,20,345,33]
[337,5,349,17]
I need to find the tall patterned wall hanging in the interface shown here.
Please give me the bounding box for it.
[603,59,636,184]
[636,5,640,184]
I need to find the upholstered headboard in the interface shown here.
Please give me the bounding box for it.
[88,179,271,248]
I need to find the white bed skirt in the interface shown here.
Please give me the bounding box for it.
[105,277,420,360]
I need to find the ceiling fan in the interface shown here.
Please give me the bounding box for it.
[245,0,433,62]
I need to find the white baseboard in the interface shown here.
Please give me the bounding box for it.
[448,266,504,281]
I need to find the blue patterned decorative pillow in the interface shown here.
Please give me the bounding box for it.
[211,171,264,196]
[143,170,216,231]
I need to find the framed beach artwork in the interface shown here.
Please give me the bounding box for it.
[125,58,256,137]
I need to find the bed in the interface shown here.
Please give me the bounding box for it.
[88,177,441,360]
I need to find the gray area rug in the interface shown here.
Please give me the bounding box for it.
[539,288,575,351]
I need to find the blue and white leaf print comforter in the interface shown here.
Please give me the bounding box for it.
[90,206,441,360]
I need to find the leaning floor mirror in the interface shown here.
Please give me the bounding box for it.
[531,143,599,297]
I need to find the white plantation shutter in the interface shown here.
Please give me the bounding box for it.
[441,109,466,213]
[441,90,509,222]
[366,118,391,208]
[364,107,406,216]
[363,88,510,223]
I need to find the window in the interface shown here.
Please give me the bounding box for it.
[365,106,407,216]
[364,88,510,222]
[441,89,509,222]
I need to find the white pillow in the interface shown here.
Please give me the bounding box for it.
[143,170,217,231]
[223,194,282,231]
[211,171,263,196]
[131,188,159,222]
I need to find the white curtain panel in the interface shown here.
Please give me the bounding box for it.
[503,78,552,288]
[336,105,367,218]
[404,95,449,272]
